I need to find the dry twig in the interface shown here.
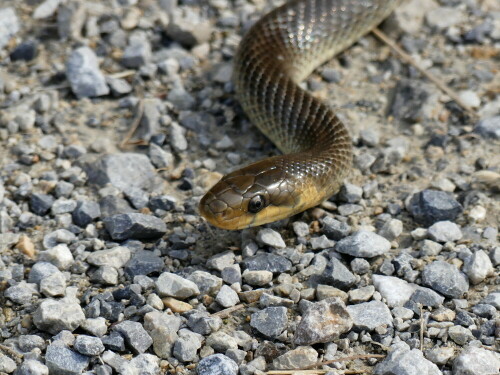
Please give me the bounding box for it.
[372,27,478,119]
[419,304,425,352]
[302,354,385,370]
[0,343,23,364]
[212,303,245,318]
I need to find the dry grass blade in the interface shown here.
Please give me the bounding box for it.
[120,99,144,149]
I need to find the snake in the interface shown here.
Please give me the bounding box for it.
[199,0,400,230]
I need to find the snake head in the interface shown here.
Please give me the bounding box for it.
[199,158,303,230]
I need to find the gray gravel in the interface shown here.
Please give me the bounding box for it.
[0,0,498,374]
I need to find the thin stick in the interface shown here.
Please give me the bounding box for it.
[212,303,245,318]
[371,27,477,119]
[120,99,144,149]
[0,344,23,364]
[419,304,424,352]
[302,354,385,370]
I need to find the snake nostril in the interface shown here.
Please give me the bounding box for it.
[209,199,228,214]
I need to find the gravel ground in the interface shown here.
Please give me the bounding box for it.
[0,0,499,374]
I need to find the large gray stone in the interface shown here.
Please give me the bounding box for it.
[66,47,109,98]
[294,297,352,345]
[33,299,85,334]
[421,261,469,299]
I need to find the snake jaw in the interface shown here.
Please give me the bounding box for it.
[199,159,304,230]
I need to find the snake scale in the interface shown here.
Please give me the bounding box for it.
[200,0,401,230]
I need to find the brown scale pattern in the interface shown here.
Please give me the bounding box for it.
[233,0,400,199]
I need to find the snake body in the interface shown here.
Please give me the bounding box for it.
[200,0,400,230]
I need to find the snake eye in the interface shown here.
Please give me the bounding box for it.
[248,195,266,213]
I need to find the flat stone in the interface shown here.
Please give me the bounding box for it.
[16,360,49,375]
[481,292,500,309]
[186,270,223,295]
[106,76,132,97]
[33,299,85,334]
[320,257,356,289]
[387,0,438,34]
[0,353,16,373]
[197,354,238,375]
[421,261,469,299]
[427,221,462,242]
[221,265,242,285]
[28,262,60,284]
[215,285,239,308]
[242,253,292,273]
[72,201,101,227]
[74,335,105,356]
[321,216,351,240]
[5,281,38,304]
[81,317,107,337]
[205,331,238,352]
[242,269,273,286]
[409,287,444,308]
[250,307,288,339]
[378,219,403,241]
[122,41,152,68]
[374,342,441,375]
[186,311,222,336]
[40,272,67,297]
[348,285,375,303]
[113,321,153,354]
[39,244,74,270]
[294,297,352,345]
[336,231,391,258]
[475,116,500,139]
[86,247,131,269]
[99,196,135,218]
[66,47,109,98]
[463,250,494,285]
[166,8,212,47]
[293,221,310,237]
[45,343,90,375]
[156,272,200,299]
[424,346,455,366]
[389,79,439,123]
[82,153,158,193]
[104,213,166,240]
[206,251,235,272]
[408,190,462,226]
[256,228,286,249]
[149,143,174,169]
[426,6,465,29]
[124,250,164,278]
[452,346,500,375]
[173,329,202,362]
[338,183,363,203]
[347,301,393,331]
[0,8,19,50]
[272,347,318,370]
[310,235,335,250]
[372,275,416,307]
[447,325,473,345]
[350,258,370,274]
[30,193,55,216]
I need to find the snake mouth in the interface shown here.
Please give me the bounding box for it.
[199,192,247,230]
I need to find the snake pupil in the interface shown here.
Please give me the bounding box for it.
[248,195,266,213]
